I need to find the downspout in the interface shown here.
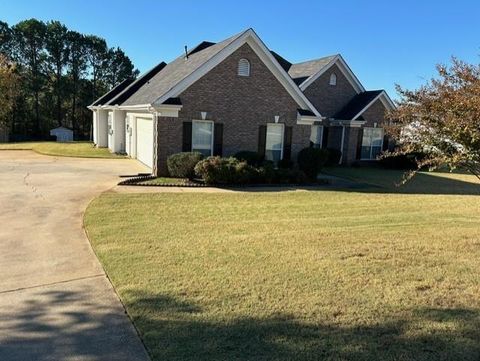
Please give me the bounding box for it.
[339,124,346,165]
[148,105,159,176]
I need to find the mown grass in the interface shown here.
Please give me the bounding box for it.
[325,166,480,194]
[0,141,125,158]
[84,170,480,360]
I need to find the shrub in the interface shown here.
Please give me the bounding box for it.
[277,158,294,169]
[379,152,427,170]
[234,160,259,184]
[325,148,342,166]
[272,168,308,184]
[194,156,256,185]
[195,156,312,186]
[257,162,276,184]
[167,152,203,179]
[297,148,329,180]
[234,151,264,167]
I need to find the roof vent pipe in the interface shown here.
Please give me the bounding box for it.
[184,45,188,60]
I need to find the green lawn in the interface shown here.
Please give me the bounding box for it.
[324,166,480,195]
[0,141,125,158]
[84,170,480,361]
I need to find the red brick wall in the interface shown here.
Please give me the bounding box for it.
[303,64,359,118]
[361,99,387,126]
[155,43,311,175]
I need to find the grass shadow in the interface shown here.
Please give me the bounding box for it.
[126,290,480,361]
[322,167,480,196]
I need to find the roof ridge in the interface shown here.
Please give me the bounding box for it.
[107,61,167,105]
[291,54,339,66]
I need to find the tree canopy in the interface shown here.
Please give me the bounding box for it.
[387,57,480,181]
[0,18,138,140]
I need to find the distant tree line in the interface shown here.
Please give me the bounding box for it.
[0,18,138,140]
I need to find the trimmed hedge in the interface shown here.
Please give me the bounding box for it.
[195,156,309,185]
[325,148,342,166]
[379,152,427,170]
[167,152,203,179]
[195,156,257,185]
[234,151,264,167]
[297,148,329,180]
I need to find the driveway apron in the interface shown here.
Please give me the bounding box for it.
[0,151,151,361]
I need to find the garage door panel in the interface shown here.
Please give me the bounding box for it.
[136,118,153,169]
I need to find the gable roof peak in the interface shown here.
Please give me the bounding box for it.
[290,53,365,93]
[333,89,395,120]
[293,53,340,66]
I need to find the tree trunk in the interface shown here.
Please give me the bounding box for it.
[34,90,40,138]
[56,63,62,126]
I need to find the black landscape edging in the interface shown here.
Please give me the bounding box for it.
[118,175,206,187]
[118,176,330,188]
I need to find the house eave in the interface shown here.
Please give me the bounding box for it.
[330,119,366,128]
[296,113,324,125]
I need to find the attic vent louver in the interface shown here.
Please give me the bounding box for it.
[237,58,250,77]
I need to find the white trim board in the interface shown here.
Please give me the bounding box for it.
[151,28,323,118]
[299,55,365,94]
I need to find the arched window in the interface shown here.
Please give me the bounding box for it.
[238,58,250,77]
[329,73,337,86]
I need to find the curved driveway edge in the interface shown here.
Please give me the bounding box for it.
[0,151,151,361]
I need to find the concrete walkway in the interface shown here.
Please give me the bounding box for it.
[0,151,151,361]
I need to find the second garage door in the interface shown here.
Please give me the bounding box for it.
[136,117,153,169]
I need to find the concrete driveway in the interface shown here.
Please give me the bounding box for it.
[0,151,151,361]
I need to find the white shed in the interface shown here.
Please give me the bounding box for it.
[50,126,73,142]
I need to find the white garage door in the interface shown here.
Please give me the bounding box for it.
[136,117,153,169]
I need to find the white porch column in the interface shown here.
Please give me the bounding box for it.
[111,109,126,153]
[92,111,98,144]
[96,110,108,147]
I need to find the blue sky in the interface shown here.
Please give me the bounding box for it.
[1,0,479,99]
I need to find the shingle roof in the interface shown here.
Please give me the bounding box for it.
[107,61,167,106]
[333,90,383,120]
[90,78,135,106]
[270,51,292,72]
[287,55,337,84]
[121,30,246,106]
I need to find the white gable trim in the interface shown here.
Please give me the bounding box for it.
[299,55,365,94]
[152,29,322,118]
[352,91,395,121]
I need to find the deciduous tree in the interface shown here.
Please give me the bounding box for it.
[0,54,20,131]
[45,21,69,126]
[387,58,480,180]
[12,19,47,136]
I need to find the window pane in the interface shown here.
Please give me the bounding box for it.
[310,125,323,148]
[265,149,282,162]
[361,127,383,159]
[371,146,382,159]
[265,124,284,161]
[192,148,212,157]
[192,121,213,155]
[371,128,383,147]
[361,146,371,160]
[362,128,372,147]
[266,124,283,150]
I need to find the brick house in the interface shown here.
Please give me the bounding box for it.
[88,28,395,175]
